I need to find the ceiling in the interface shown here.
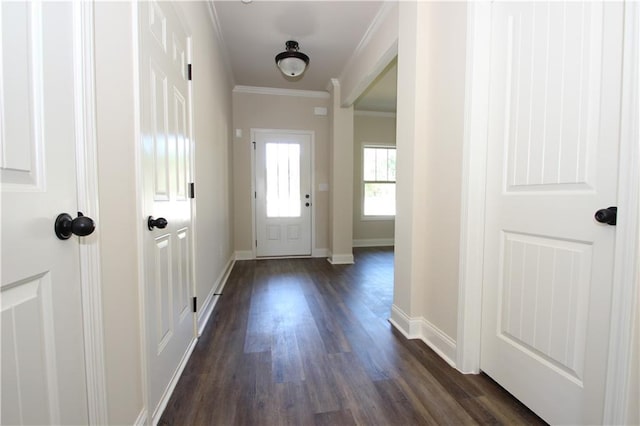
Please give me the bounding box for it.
[212,0,397,111]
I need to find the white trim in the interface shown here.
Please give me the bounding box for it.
[603,3,640,424]
[150,337,198,426]
[352,238,394,247]
[340,2,398,107]
[134,408,148,426]
[456,1,492,375]
[327,253,355,265]
[131,2,150,423]
[72,2,108,423]
[235,250,254,261]
[312,248,329,258]
[205,2,235,87]
[389,305,457,368]
[354,110,396,118]
[197,255,235,335]
[233,85,329,99]
[350,2,396,67]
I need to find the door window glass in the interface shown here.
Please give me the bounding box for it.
[266,142,301,217]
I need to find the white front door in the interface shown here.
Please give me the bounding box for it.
[254,130,312,257]
[1,2,89,424]
[139,1,195,420]
[481,2,624,424]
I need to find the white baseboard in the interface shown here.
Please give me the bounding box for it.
[389,304,457,368]
[352,238,395,247]
[327,253,355,264]
[134,407,147,426]
[234,250,254,260]
[151,337,198,425]
[312,247,329,257]
[197,254,235,335]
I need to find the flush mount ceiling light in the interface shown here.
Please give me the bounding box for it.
[275,40,309,77]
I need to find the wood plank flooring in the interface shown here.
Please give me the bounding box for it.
[160,247,545,425]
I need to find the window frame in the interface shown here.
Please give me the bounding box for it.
[361,144,396,221]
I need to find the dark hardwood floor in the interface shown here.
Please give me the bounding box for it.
[160,247,545,425]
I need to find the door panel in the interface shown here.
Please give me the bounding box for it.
[140,1,195,419]
[481,2,623,424]
[255,131,312,257]
[1,2,88,424]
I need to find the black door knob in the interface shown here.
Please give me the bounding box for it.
[595,206,617,226]
[148,216,168,231]
[55,212,96,240]
[305,202,310,207]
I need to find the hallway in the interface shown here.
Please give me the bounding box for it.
[159,248,544,425]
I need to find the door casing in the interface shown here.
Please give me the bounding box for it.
[456,2,639,424]
[71,3,109,423]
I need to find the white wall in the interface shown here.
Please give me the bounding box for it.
[353,113,396,244]
[392,1,467,359]
[232,89,331,255]
[94,2,234,422]
[179,2,235,329]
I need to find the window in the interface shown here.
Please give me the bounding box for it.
[266,142,301,217]
[363,146,396,217]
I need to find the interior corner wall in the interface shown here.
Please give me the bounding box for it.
[94,3,143,423]
[178,2,235,325]
[394,1,467,341]
[232,91,331,254]
[353,114,396,242]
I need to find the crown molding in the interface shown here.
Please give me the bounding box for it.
[206,1,236,86]
[339,1,396,84]
[233,85,330,99]
[354,110,396,118]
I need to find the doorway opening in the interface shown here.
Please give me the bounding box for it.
[352,57,398,317]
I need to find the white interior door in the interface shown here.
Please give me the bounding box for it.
[481,2,624,424]
[254,130,312,257]
[1,2,89,424]
[139,1,195,420]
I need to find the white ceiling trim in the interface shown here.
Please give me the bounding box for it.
[207,2,236,86]
[354,110,396,118]
[346,2,396,73]
[338,2,396,86]
[233,85,330,99]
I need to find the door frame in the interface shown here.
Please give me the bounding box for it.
[456,2,639,424]
[72,2,108,423]
[250,128,315,259]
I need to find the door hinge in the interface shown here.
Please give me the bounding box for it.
[189,182,195,199]
[255,240,257,247]
[252,141,256,150]
[254,191,256,199]
[187,64,192,81]
[192,296,197,313]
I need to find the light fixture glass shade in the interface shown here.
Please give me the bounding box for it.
[277,57,307,77]
[275,40,309,77]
